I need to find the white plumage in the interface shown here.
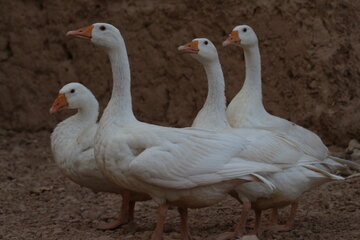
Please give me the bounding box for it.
[66,23,293,240]
[224,25,329,160]
[50,82,121,193]
[50,82,149,230]
[180,37,345,236]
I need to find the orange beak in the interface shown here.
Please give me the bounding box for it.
[50,93,68,114]
[223,31,240,47]
[178,40,199,54]
[66,25,94,40]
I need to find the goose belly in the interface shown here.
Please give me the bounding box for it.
[159,182,238,208]
[95,135,237,209]
[52,136,82,182]
[237,166,332,210]
[53,139,121,193]
[94,129,151,200]
[95,123,248,208]
[94,134,129,187]
[98,150,237,208]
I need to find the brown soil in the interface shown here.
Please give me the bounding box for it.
[1,131,360,240]
[1,1,360,240]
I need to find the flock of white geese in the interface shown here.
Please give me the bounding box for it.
[49,23,359,240]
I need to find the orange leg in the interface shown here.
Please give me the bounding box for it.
[261,207,278,228]
[128,200,136,222]
[178,207,193,240]
[253,209,262,236]
[213,199,251,240]
[151,203,168,240]
[269,208,279,226]
[97,191,135,230]
[266,201,298,232]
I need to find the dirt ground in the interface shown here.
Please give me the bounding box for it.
[1,0,360,239]
[1,131,360,240]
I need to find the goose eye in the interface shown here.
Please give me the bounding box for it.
[70,89,75,93]
[100,25,106,31]
[204,41,208,45]
[243,28,247,32]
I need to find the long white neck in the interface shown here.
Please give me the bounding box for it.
[202,59,227,118]
[74,97,99,124]
[57,98,98,134]
[226,43,268,128]
[51,97,98,149]
[103,37,136,124]
[241,45,264,107]
[192,58,229,130]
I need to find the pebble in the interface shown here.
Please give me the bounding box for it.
[346,139,360,161]
[90,237,113,240]
[53,227,63,235]
[241,235,259,240]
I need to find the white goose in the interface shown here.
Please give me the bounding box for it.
[179,39,230,132]
[223,25,327,159]
[50,82,148,230]
[178,38,345,236]
[223,26,356,231]
[66,23,292,240]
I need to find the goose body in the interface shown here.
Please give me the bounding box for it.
[178,37,341,197]
[224,25,328,160]
[67,23,293,240]
[227,90,328,160]
[179,37,344,236]
[50,82,120,193]
[50,82,148,230]
[222,25,358,232]
[96,121,282,206]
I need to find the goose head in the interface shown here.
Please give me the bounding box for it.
[178,38,219,63]
[50,82,96,114]
[223,25,258,47]
[67,23,122,50]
